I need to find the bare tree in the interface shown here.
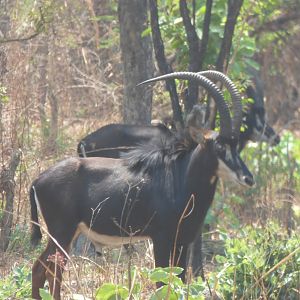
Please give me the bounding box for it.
[35,36,49,142]
[216,0,244,72]
[179,0,213,113]
[149,0,183,128]
[118,0,154,124]
[207,0,244,129]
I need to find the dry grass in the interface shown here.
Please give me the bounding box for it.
[63,242,155,299]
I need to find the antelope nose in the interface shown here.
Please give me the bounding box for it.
[243,175,255,187]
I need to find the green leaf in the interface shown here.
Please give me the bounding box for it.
[173,17,182,25]
[39,289,54,300]
[161,267,184,276]
[188,283,206,298]
[150,285,179,300]
[141,27,151,38]
[244,58,261,70]
[149,267,184,284]
[149,269,170,283]
[95,283,129,300]
[215,255,226,264]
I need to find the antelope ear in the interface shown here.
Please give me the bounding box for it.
[186,104,217,143]
[186,104,206,129]
[203,130,218,140]
[188,127,217,143]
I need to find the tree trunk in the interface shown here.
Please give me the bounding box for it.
[179,0,201,113]
[47,87,58,152]
[118,0,154,125]
[0,0,10,152]
[46,34,59,153]
[179,0,213,114]
[208,0,244,130]
[36,36,49,140]
[216,0,244,72]
[0,149,21,252]
[0,47,6,152]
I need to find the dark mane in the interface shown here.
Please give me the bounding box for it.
[122,131,196,174]
[121,133,196,205]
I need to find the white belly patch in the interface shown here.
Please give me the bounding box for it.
[77,222,150,247]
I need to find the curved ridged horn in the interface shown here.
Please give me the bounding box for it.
[138,72,232,139]
[198,70,243,138]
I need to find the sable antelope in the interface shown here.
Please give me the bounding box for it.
[30,72,254,299]
[238,75,280,151]
[77,122,174,158]
[74,71,243,256]
[75,70,279,277]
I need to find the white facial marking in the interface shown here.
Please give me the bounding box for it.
[217,159,250,187]
[77,222,150,247]
[217,159,239,183]
[217,145,245,186]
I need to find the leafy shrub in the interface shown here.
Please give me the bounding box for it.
[0,265,31,299]
[7,224,32,253]
[243,131,300,194]
[213,224,300,299]
[95,266,207,300]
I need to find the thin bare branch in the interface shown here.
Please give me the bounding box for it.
[149,0,183,128]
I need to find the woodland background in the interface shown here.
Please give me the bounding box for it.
[0,0,300,299]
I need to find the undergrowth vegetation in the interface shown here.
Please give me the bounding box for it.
[214,225,300,299]
[1,223,299,299]
[92,224,300,300]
